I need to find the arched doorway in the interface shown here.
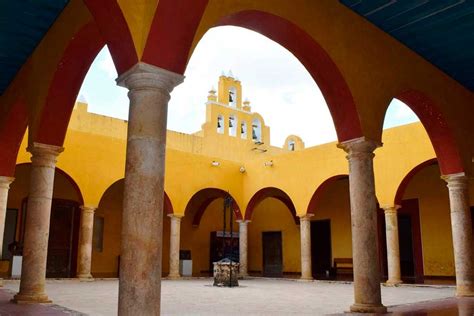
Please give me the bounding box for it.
[307,176,351,280]
[245,187,298,277]
[7,163,84,278]
[92,179,173,277]
[182,188,242,276]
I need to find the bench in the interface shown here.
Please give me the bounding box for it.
[333,258,353,275]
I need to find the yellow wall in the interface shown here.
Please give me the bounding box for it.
[91,179,171,277]
[402,164,474,277]
[248,198,301,274]
[311,178,352,261]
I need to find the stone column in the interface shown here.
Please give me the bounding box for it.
[237,220,250,277]
[0,177,14,259]
[383,205,402,285]
[116,62,183,315]
[13,142,63,304]
[338,137,386,313]
[443,173,474,297]
[168,214,182,279]
[77,205,96,280]
[299,214,313,280]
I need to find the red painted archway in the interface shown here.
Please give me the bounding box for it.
[394,158,438,206]
[0,99,28,176]
[394,91,463,175]
[142,8,362,142]
[307,175,349,215]
[184,188,242,227]
[245,187,298,224]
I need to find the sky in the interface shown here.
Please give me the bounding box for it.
[78,26,419,147]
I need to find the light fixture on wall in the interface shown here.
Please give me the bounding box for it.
[211,161,220,167]
[264,160,273,167]
[239,166,246,173]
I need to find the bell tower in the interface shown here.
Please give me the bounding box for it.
[217,71,242,109]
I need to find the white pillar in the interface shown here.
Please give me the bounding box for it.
[116,62,183,315]
[237,220,250,277]
[443,173,474,297]
[299,214,313,280]
[77,205,96,280]
[383,205,402,285]
[13,143,63,304]
[168,214,182,279]
[338,137,386,314]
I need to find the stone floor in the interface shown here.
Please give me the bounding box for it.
[0,278,471,315]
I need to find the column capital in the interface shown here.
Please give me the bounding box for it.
[442,172,468,187]
[236,219,251,224]
[116,62,184,93]
[167,213,183,220]
[337,137,382,156]
[298,213,314,221]
[382,205,401,215]
[80,205,97,214]
[27,142,64,168]
[0,176,15,189]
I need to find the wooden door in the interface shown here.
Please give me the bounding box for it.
[46,200,80,278]
[311,220,332,278]
[262,231,283,277]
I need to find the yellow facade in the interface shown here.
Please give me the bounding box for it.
[7,76,473,279]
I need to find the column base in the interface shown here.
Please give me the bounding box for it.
[167,273,181,280]
[385,279,403,286]
[12,293,52,304]
[456,286,474,297]
[350,303,387,314]
[300,276,313,281]
[77,274,94,282]
[0,278,3,287]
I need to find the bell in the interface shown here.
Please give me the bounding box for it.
[252,128,257,140]
[241,125,245,133]
[229,120,233,128]
[217,121,221,128]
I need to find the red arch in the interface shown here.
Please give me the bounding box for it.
[395,90,464,175]
[83,0,138,75]
[245,187,298,224]
[217,11,361,142]
[142,0,209,74]
[35,21,105,146]
[307,175,349,215]
[394,158,438,206]
[0,99,28,176]
[184,188,242,227]
[142,9,361,141]
[15,163,84,206]
[99,178,174,215]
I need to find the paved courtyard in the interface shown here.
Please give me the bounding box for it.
[0,278,470,315]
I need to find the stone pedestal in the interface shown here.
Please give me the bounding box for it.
[116,62,184,315]
[384,205,402,285]
[443,173,474,297]
[338,138,386,314]
[77,205,96,280]
[213,259,239,287]
[168,214,182,279]
[13,143,63,304]
[237,220,250,277]
[299,214,313,280]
